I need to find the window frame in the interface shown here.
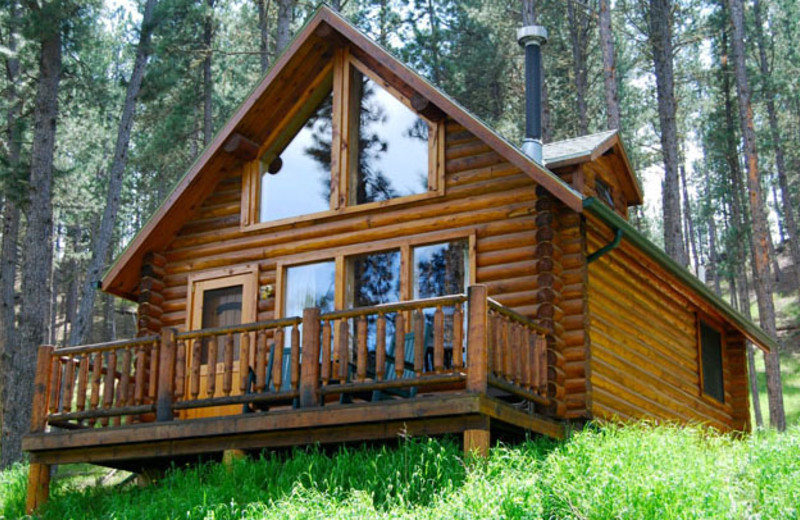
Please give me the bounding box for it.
[275,231,476,317]
[241,47,445,232]
[696,312,728,405]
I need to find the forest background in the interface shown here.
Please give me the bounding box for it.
[0,0,799,467]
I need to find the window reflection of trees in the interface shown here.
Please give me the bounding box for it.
[302,93,334,203]
[350,251,400,358]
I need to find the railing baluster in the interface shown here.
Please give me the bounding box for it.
[61,356,75,414]
[174,341,185,400]
[394,313,405,379]
[433,305,444,373]
[503,318,513,381]
[48,357,61,416]
[452,303,463,370]
[375,314,386,381]
[223,332,234,396]
[523,331,533,390]
[134,346,146,406]
[190,339,201,400]
[118,347,132,425]
[101,349,117,426]
[493,314,503,377]
[413,309,424,376]
[206,336,217,397]
[89,352,103,426]
[76,354,89,412]
[290,323,300,391]
[148,340,159,402]
[239,332,250,394]
[336,320,348,381]
[321,320,332,385]
[273,328,284,390]
[537,334,548,394]
[255,330,267,392]
[356,316,367,382]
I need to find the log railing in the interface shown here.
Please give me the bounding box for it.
[30,285,555,432]
[35,336,160,430]
[487,298,549,406]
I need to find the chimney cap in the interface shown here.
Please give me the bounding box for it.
[517,25,548,46]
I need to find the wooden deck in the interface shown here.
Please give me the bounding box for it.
[23,285,565,511]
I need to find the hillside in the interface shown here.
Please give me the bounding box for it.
[2,424,799,519]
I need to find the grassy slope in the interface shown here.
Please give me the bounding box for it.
[2,424,800,520]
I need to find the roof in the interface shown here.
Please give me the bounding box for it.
[544,129,644,205]
[101,5,583,300]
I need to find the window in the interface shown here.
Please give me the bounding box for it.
[699,319,724,403]
[347,250,401,308]
[284,261,336,316]
[349,67,430,205]
[413,241,469,299]
[596,179,615,209]
[244,50,444,228]
[259,92,333,223]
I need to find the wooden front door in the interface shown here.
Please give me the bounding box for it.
[184,268,257,419]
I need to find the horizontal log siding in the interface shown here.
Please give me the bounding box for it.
[157,121,545,342]
[586,217,749,431]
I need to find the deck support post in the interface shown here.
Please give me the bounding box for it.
[156,328,177,422]
[222,449,247,471]
[26,463,51,514]
[466,285,488,394]
[464,417,490,458]
[300,307,321,407]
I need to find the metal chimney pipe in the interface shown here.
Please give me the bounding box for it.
[518,24,548,164]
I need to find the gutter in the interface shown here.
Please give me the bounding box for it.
[582,197,775,353]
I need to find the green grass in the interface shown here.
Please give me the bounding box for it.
[3,424,800,519]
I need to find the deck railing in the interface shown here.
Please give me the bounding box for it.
[30,285,555,432]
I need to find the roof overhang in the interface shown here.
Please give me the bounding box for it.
[584,197,774,353]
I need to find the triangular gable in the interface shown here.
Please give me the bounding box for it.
[544,129,643,205]
[102,5,582,300]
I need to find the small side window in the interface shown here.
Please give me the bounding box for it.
[699,319,724,403]
[595,178,615,209]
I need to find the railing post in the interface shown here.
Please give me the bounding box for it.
[27,345,54,514]
[30,345,54,433]
[466,285,488,394]
[300,308,321,407]
[156,328,176,422]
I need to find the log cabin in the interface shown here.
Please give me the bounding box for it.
[22,5,774,512]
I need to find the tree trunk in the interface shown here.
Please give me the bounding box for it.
[567,0,590,135]
[598,0,620,130]
[256,0,271,74]
[680,166,699,272]
[69,0,159,347]
[752,0,800,290]
[203,0,214,146]
[728,0,785,430]
[1,17,62,468]
[647,0,686,266]
[0,0,23,425]
[276,0,294,53]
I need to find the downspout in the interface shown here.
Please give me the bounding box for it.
[585,197,623,263]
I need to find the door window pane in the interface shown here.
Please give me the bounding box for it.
[350,67,429,205]
[347,250,401,357]
[260,92,333,222]
[413,241,468,299]
[201,285,242,364]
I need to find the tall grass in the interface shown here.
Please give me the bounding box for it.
[2,424,799,519]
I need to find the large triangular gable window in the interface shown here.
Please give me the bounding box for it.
[241,49,444,229]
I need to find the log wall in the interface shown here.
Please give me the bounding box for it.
[154,119,550,358]
[586,216,750,431]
